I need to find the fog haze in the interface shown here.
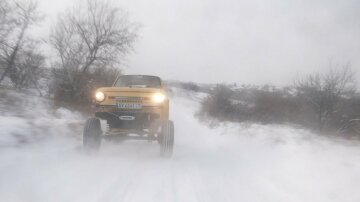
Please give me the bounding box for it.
[1,1,360,201]
[38,0,360,85]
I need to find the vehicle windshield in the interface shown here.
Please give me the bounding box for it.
[114,75,161,88]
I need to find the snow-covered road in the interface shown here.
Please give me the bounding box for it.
[1,92,360,202]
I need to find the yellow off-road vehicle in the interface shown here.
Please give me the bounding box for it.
[83,75,174,157]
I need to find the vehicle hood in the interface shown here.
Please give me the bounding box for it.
[96,87,162,93]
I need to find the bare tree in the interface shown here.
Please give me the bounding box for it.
[50,0,138,103]
[0,0,41,85]
[0,0,18,44]
[0,0,17,75]
[12,41,45,90]
[295,64,356,131]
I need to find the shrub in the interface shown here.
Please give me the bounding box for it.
[198,85,237,122]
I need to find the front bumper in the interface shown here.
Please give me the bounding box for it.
[95,105,162,129]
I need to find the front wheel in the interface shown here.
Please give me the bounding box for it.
[83,118,102,151]
[160,120,174,158]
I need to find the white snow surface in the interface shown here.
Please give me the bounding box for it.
[1,89,360,202]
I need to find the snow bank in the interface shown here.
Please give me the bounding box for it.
[0,89,83,146]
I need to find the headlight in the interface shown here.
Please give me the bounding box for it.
[95,91,105,102]
[152,93,165,103]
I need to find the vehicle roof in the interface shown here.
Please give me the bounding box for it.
[119,75,161,79]
[113,75,162,86]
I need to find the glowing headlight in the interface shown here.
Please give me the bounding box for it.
[152,93,165,103]
[95,91,105,102]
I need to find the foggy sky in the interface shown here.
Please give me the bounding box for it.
[38,0,360,86]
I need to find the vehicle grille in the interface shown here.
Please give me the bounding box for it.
[108,96,150,103]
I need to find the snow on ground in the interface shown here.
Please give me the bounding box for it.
[0,89,83,146]
[1,88,360,202]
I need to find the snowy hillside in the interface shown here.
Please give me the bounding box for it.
[0,89,83,146]
[1,88,360,202]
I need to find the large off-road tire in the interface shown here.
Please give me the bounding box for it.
[83,118,102,151]
[160,120,174,158]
